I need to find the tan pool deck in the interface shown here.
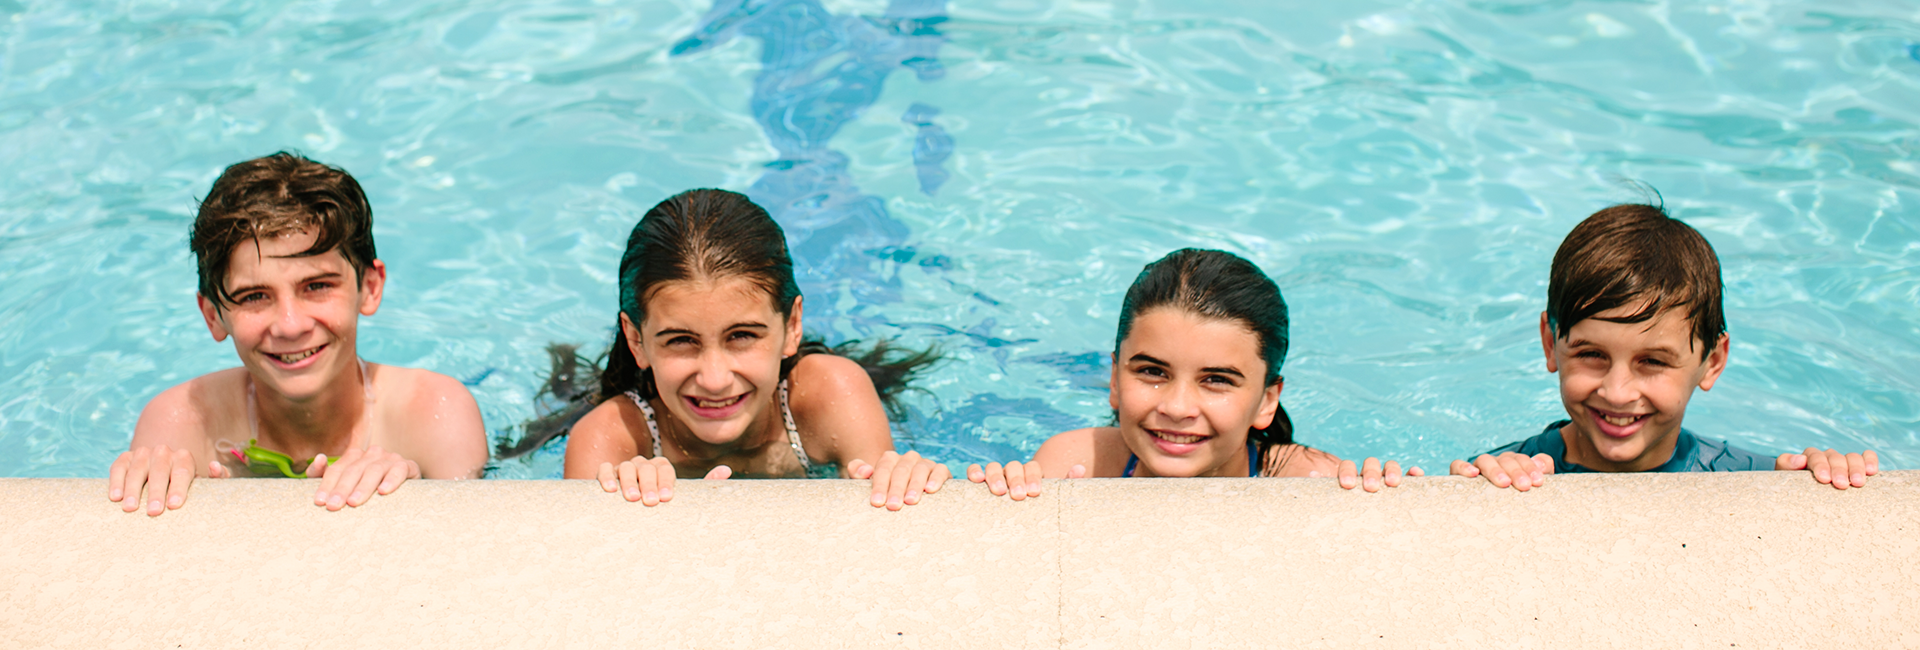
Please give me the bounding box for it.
[2,472,1915,648]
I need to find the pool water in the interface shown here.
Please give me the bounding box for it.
[2,0,1916,478]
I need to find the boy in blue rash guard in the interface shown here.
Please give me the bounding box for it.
[1451,203,1879,490]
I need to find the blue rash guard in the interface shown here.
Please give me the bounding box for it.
[1482,420,1774,473]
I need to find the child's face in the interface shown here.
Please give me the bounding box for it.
[1539,304,1729,471]
[198,230,384,401]
[1109,308,1281,477]
[622,277,803,447]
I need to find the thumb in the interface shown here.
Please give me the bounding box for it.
[1449,459,1478,477]
[1532,453,1557,475]
[704,465,732,480]
[1067,464,1088,479]
[847,459,874,480]
[209,461,230,479]
[1773,453,1805,471]
[305,454,329,478]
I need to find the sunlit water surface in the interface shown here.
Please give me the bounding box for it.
[2,0,1917,478]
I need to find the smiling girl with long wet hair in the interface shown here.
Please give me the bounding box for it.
[969,248,1421,497]
[501,189,947,509]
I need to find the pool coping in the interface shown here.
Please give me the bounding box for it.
[3,472,1915,647]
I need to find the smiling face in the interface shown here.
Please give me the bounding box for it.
[1541,303,1729,472]
[622,276,803,447]
[197,230,384,401]
[1108,308,1281,478]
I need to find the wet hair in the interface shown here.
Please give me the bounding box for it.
[1114,248,1294,454]
[191,152,377,311]
[1546,203,1724,359]
[497,189,938,459]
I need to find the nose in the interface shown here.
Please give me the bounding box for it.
[691,346,734,394]
[1155,378,1201,421]
[1594,359,1641,407]
[266,296,316,341]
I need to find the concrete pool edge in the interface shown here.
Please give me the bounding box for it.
[3,472,1916,648]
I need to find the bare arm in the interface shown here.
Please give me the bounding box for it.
[563,399,644,479]
[789,354,948,510]
[787,354,893,470]
[401,372,489,480]
[111,380,224,516]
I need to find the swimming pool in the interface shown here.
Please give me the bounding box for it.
[2,0,1916,478]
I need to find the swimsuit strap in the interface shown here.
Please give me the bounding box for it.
[627,381,819,475]
[779,379,818,473]
[1123,439,1262,477]
[626,390,665,459]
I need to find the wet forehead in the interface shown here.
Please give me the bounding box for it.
[1567,303,1699,354]
[223,230,351,289]
[1122,308,1264,369]
[642,277,781,332]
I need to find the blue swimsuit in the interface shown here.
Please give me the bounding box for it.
[1481,420,1772,472]
[1124,440,1263,477]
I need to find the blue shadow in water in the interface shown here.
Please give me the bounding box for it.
[673,0,952,329]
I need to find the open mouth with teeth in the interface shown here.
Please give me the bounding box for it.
[265,344,325,367]
[1146,428,1213,453]
[1590,408,1650,437]
[684,392,750,418]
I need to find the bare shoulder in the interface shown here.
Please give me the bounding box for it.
[785,353,891,464]
[1263,444,1342,478]
[1033,427,1129,478]
[370,365,487,479]
[563,397,646,478]
[132,369,246,450]
[786,353,879,413]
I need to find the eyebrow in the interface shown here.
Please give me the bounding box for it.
[653,322,770,338]
[1200,366,1246,379]
[1565,337,1681,357]
[1128,354,1246,378]
[1128,353,1169,367]
[224,272,345,297]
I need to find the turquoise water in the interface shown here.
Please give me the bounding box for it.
[2,0,1916,478]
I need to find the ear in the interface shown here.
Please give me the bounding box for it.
[1539,311,1560,374]
[618,312,650,371]
[1107,353,1122,412]
[1696,333,1730,392]
[1252,378,1283,430]
[781,296,804,358]
[357,259,387,316]
[197,294,230,343]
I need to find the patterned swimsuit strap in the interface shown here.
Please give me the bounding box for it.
[628,381,813,472]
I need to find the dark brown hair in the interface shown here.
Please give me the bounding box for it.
[496,189,940,459]
[191,152,377,310]
[1115,248,1293,450]
[1547,203,1725,358]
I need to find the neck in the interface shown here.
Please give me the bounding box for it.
[1559,422,1680,472]
[1135,443,1251,478]
[657,392,784,463]
[253,360,367,460]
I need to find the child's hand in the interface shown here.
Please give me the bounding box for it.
[108,444,228,517]
[595,456,728,506]
[849,451,949,511]
[965,461,1088,501]
[1449,452,1554,491]
[1775,448,1879,490]
[1328,457,1423,492]
[309,445,420,511]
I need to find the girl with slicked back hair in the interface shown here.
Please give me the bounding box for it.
[502,189,949,509]
[968,248,1422,499]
